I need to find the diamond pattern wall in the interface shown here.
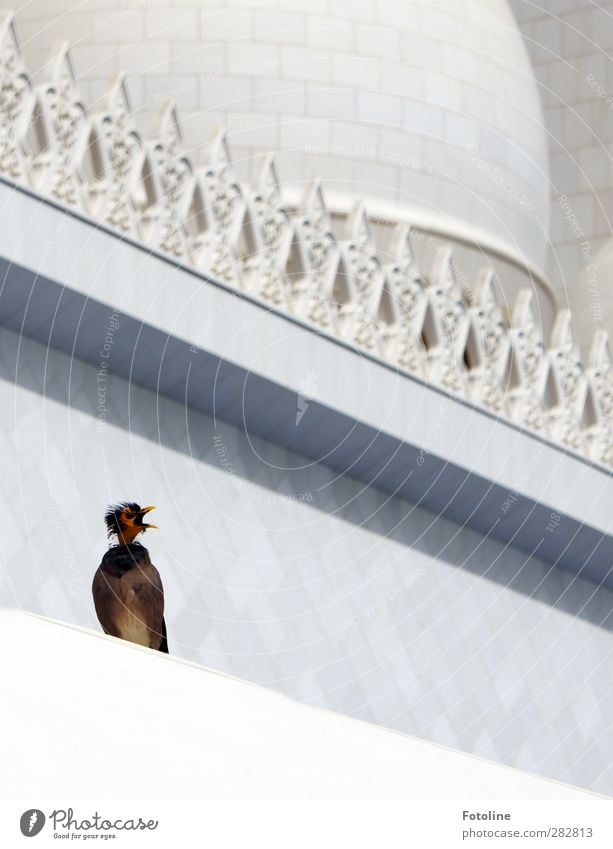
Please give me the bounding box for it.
[1,323,613,795]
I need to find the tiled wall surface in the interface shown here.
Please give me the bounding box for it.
[12,0,550,270]
[511,0,613,341]
[2,323,613,795]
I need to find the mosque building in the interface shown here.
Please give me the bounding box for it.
[1,0,612,795]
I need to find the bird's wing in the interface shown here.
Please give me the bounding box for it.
[92,566,122,638]
[92,548,166,650]
[158,617,169,654]
[125,557,166,650]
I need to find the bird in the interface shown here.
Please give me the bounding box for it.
[92,502,168,653]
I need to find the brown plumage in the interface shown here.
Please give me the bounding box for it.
[92,502,168,653]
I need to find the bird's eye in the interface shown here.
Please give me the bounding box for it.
[125,511,135,520]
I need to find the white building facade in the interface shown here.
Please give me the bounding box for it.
[0,1,612,795]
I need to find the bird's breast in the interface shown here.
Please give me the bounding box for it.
[114,603,152,647]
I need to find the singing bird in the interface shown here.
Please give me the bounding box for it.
[92,502,168,653]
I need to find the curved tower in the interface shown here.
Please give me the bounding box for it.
[15,0,553,316]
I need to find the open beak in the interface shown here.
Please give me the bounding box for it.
[138,505,158,529]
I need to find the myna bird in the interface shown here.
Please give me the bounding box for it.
[92,502,168,653]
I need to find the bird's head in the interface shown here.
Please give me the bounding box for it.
[105,502,158,545]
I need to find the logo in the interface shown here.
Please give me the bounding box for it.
[296,369,319,425]
[19,810,45,837]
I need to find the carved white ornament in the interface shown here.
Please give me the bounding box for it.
[0,11,609,468]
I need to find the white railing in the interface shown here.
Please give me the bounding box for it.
[0,11,611,468]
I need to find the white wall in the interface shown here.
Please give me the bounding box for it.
[0,608,599,799]
[2,323,613,795]
[511,0,613,348]
[13,0,551,271]
[1,0,611,800]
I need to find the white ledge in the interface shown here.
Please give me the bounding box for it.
[0,180,612,587]
[283,186,556,309]
[0,9,607,473]
[0,608,602,799]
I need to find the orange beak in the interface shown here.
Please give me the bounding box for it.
[139,505,158,529]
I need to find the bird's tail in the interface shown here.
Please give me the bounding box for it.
[158,618,169,654]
